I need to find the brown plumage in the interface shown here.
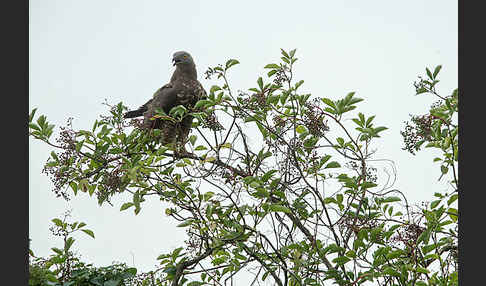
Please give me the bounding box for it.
[124,51,206,149]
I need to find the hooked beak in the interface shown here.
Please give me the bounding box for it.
[172,58,181,66]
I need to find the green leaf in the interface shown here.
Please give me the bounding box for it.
[51,247,63,255]
[296,125,307,134]
[264,63,280,69]
[352,118,363,127]
[295,80,304,89]
[433,65,442,78]
[169,105,187,117]
[421,243,438,254]
[52,218,63,227]
[382,196,401,203]
[268,204,291,213]
[46,273,59,283]
[415,267,430,274]
[373,126,388,134]
[447,194,458,206]
[321,98,336,109]
[280,48,290,58]
[124,267,137,277]
[430,200,441,209]
[210,85,222,93]
[336,194,343,204]
[195,145,207,151]
[386,250,403,260]
[120,202,134,211]
[343,91,356,102]
[162,266,177,275]
[133,192,141,210]
[189,135,197,146]
[383,267,401,277]
[417,229,430,245]
[255,122,268,138]
[29,108,38,123]
[353,239,365,250]
[323,197,336,204]
[219,142,232,149]
[332,256,350,265]
[183,158,193,166]
[172,247,184,260]
[289,49,297,58]
[448,207,458,222]
[194,99,212,109]
[257,77,264,90]
[365,115,375,127]
[187,282,205,286]
[262,170,278,182]
[225,59,240,69]
[345,250,356,258]
[320,155,332,165]
[325,161,341,169]
[203,191,215,201]
[423,253,439,261]
[361,182,377,189]
[347,97,363,106]
[104,280,120,286]
[177,220,193,227]
[88,185,96,196]
[71,222,78,230]
[64,237,75,252]
[249,182,261,190]
[426,67,433,79]
[416,87,428,95]
[441,165,449,174]
[37,115,46,128]
[81,229,95,239]
[29,123,40,131]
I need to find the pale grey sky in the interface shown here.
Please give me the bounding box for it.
[29,0,457,273]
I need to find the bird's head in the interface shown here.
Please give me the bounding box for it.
[172,51,195,67]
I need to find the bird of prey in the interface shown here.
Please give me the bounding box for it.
[124,51,207,151]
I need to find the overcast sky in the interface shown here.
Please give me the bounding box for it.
[29,0,457,273]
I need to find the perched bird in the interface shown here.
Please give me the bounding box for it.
[124,51,207,150]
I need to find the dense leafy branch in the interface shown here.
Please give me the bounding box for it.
[30,50,458,286]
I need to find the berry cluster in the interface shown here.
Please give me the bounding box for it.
[400,114,433,155]
[303,99,329,137]
[201,112,224,131]
[42,118,79,201]
[204,64,224,80]
[271,65,289,86]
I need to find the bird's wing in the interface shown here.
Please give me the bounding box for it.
[200,82,208,101]
[124,83,173,119]
[195,80,207,101]
[150,83,179,114]
[142,83,180,129]
[176,80,207,107]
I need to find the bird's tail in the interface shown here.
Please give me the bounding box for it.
[124,109,144,119]
[124,99,152,119]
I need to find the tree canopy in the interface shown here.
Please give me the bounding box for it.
[29,49,458,286]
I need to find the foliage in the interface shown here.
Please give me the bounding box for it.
[29,211,138,286]
[29,49,458,285]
